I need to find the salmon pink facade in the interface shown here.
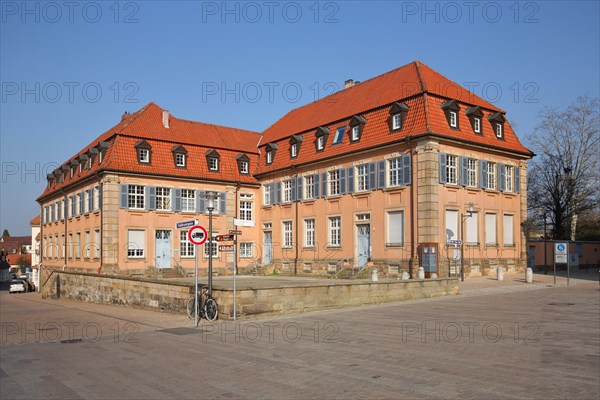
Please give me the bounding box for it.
[38,61,533,279]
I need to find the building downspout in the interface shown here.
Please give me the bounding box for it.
[292,166,298,275]
[61,189,68,271]
[235,183,240,274]
[405,137,417,278]
[95,173,103,274]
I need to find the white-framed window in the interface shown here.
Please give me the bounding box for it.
[266,151,273,164]
[61,234,65,259]
[156,187,171,211]
[445,210,459,243]
[204,239,218,258]
[240,161,249,174]
[356,213,370,221]
[496,123,503,138]
[282,221,293,248]
[127,230,145,258]
[181,189,195,212]
[449,111,457,128]
[180,230,195,258]
[304,219,315,247]
[466,212,478,245]
[328,216,341,247]
[446,155,458,185]
[505,166,513,192]
[282,179,292,203]
[388,157,402,187]
[240,193,253,221]
[208,157,219,171]
[387,211,404,246]
[94,186,100,210]
[86,157,92,170]
[139,149,150,163]
[291,143,298,157]
[351,125,360,141]
[487,162,497,190]
[304,175,315,199]
[263,185,271,206]
[503,215,514,246]
[392,113,402,130]
[317,136,325,150]
[175,153,186,167]
[128,185,145,209]
[94,229,100,259]
[473,117,481,133]
[240,243,253,258]
[84,231,91,259]
[84,191,90,214]
[332,127,345,145]
[467,159,477,187]
[68,233,73,259]
[485,213,497,245]
[357,164,368,192]
[99,151,104,164]
[328,170,340,196]
[75,232,81,259]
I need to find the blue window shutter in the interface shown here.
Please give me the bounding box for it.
[321,173,327,197]
[297,177,303,200]
[439,153,447,183]
[291,178,297,202]
[98,185,103,210]
[498,164,506,192]
[480,161,488,189]
[269,183,275,205]
[88,189,93,212]
[219,192,226,214]
[79,193,84,215]
[460,157,468,187]
[369,162,377,190]
[199,190,206,212]
[71,196,75,215]
[347,167,354,193]
[148,186,156,210]
[63,198,68,216]
[403,154,412,185]
[275,182,281,204]
[515,167,521,193]
[314,173,320,198]
[378,160,386,189]
[340,168,347,194]
[174,189,182,212]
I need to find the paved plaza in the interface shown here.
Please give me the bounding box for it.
[1,271,599,399]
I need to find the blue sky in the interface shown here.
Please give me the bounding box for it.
[1,0,599,235]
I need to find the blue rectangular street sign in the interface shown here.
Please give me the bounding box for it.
[176,220,197,229]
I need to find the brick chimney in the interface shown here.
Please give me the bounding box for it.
[344,79,356,89]
[162,110,170,129]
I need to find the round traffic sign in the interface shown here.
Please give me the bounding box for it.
[188,225,208,246]
[557,243,566,252]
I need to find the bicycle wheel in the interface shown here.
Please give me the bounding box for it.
[186,297,198,320]
[203,298,218,321]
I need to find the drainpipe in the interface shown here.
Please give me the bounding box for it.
[291,166,298,275]
[95,172,103,274]
[61,189,68,270]
[235,183,240,274]
[405,137,416,278]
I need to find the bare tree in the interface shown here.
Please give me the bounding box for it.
[527,96,600,240]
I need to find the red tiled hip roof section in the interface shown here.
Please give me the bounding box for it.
[30,215,41,225]
[262,61,503,143]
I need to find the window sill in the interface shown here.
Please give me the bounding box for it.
[466,187,481,192]
[503,244,516,248]
[502,192,517,196]
[180,256,195,259]
[302,246,316,250]
[301,198,316,203]
[383,186,406,192]
[385,243,404,248]
[485,244,498,248]
[327,245,342,249]
[326,195,342,200]
[466,243,479,247]
[483,189,500,194]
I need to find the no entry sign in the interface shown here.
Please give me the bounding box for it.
[188,225,208,246]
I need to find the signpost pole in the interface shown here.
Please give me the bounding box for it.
[553,245,557,286]
[567,245,570,286]
[233,224,237,321]
[194,245,199,328]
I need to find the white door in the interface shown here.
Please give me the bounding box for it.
[155,230,171,268]
[356,224,370,269]
[263,231,272,266]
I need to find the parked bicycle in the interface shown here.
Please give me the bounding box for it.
[187,284,219,321]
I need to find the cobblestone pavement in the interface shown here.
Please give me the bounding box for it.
[1,273,598,399]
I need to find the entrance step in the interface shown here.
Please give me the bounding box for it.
[161,268,185,279]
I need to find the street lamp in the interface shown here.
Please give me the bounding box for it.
[460,202,475,282]
[205,191,218,296]
[542,211,548,275]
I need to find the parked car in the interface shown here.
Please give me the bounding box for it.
[19,275,35,292]
[9,279,28,294]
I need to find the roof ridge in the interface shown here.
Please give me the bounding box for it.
[173,115,261,136]
[415,61,427,92]
[423,93,432,132]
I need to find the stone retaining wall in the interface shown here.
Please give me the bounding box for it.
[41,270,459,319]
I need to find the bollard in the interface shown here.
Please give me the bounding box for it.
[497,266,504,281]
[401,271,410,280]
[431,273,438,279]
[371,269,379,282]
[526,267,533,283]
[417,267,425,280]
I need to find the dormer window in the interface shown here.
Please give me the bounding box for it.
[134,140,152,164]
[488,112,506,140]
[332,126,345,145]
[171,145,188,168]
[70,160,79,177]
[79,154,89,171]
[289,135,303,159]
[97,141,109,165]
[441,100,461,130]
[265,143,278,165]
[205,149,220,171]
[348,115,367,143]
[389,101,409,132]
[236,153,250,175]
[466,106,484,135]
[314,127,330,152]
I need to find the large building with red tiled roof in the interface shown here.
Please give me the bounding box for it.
[37,61,532,280]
